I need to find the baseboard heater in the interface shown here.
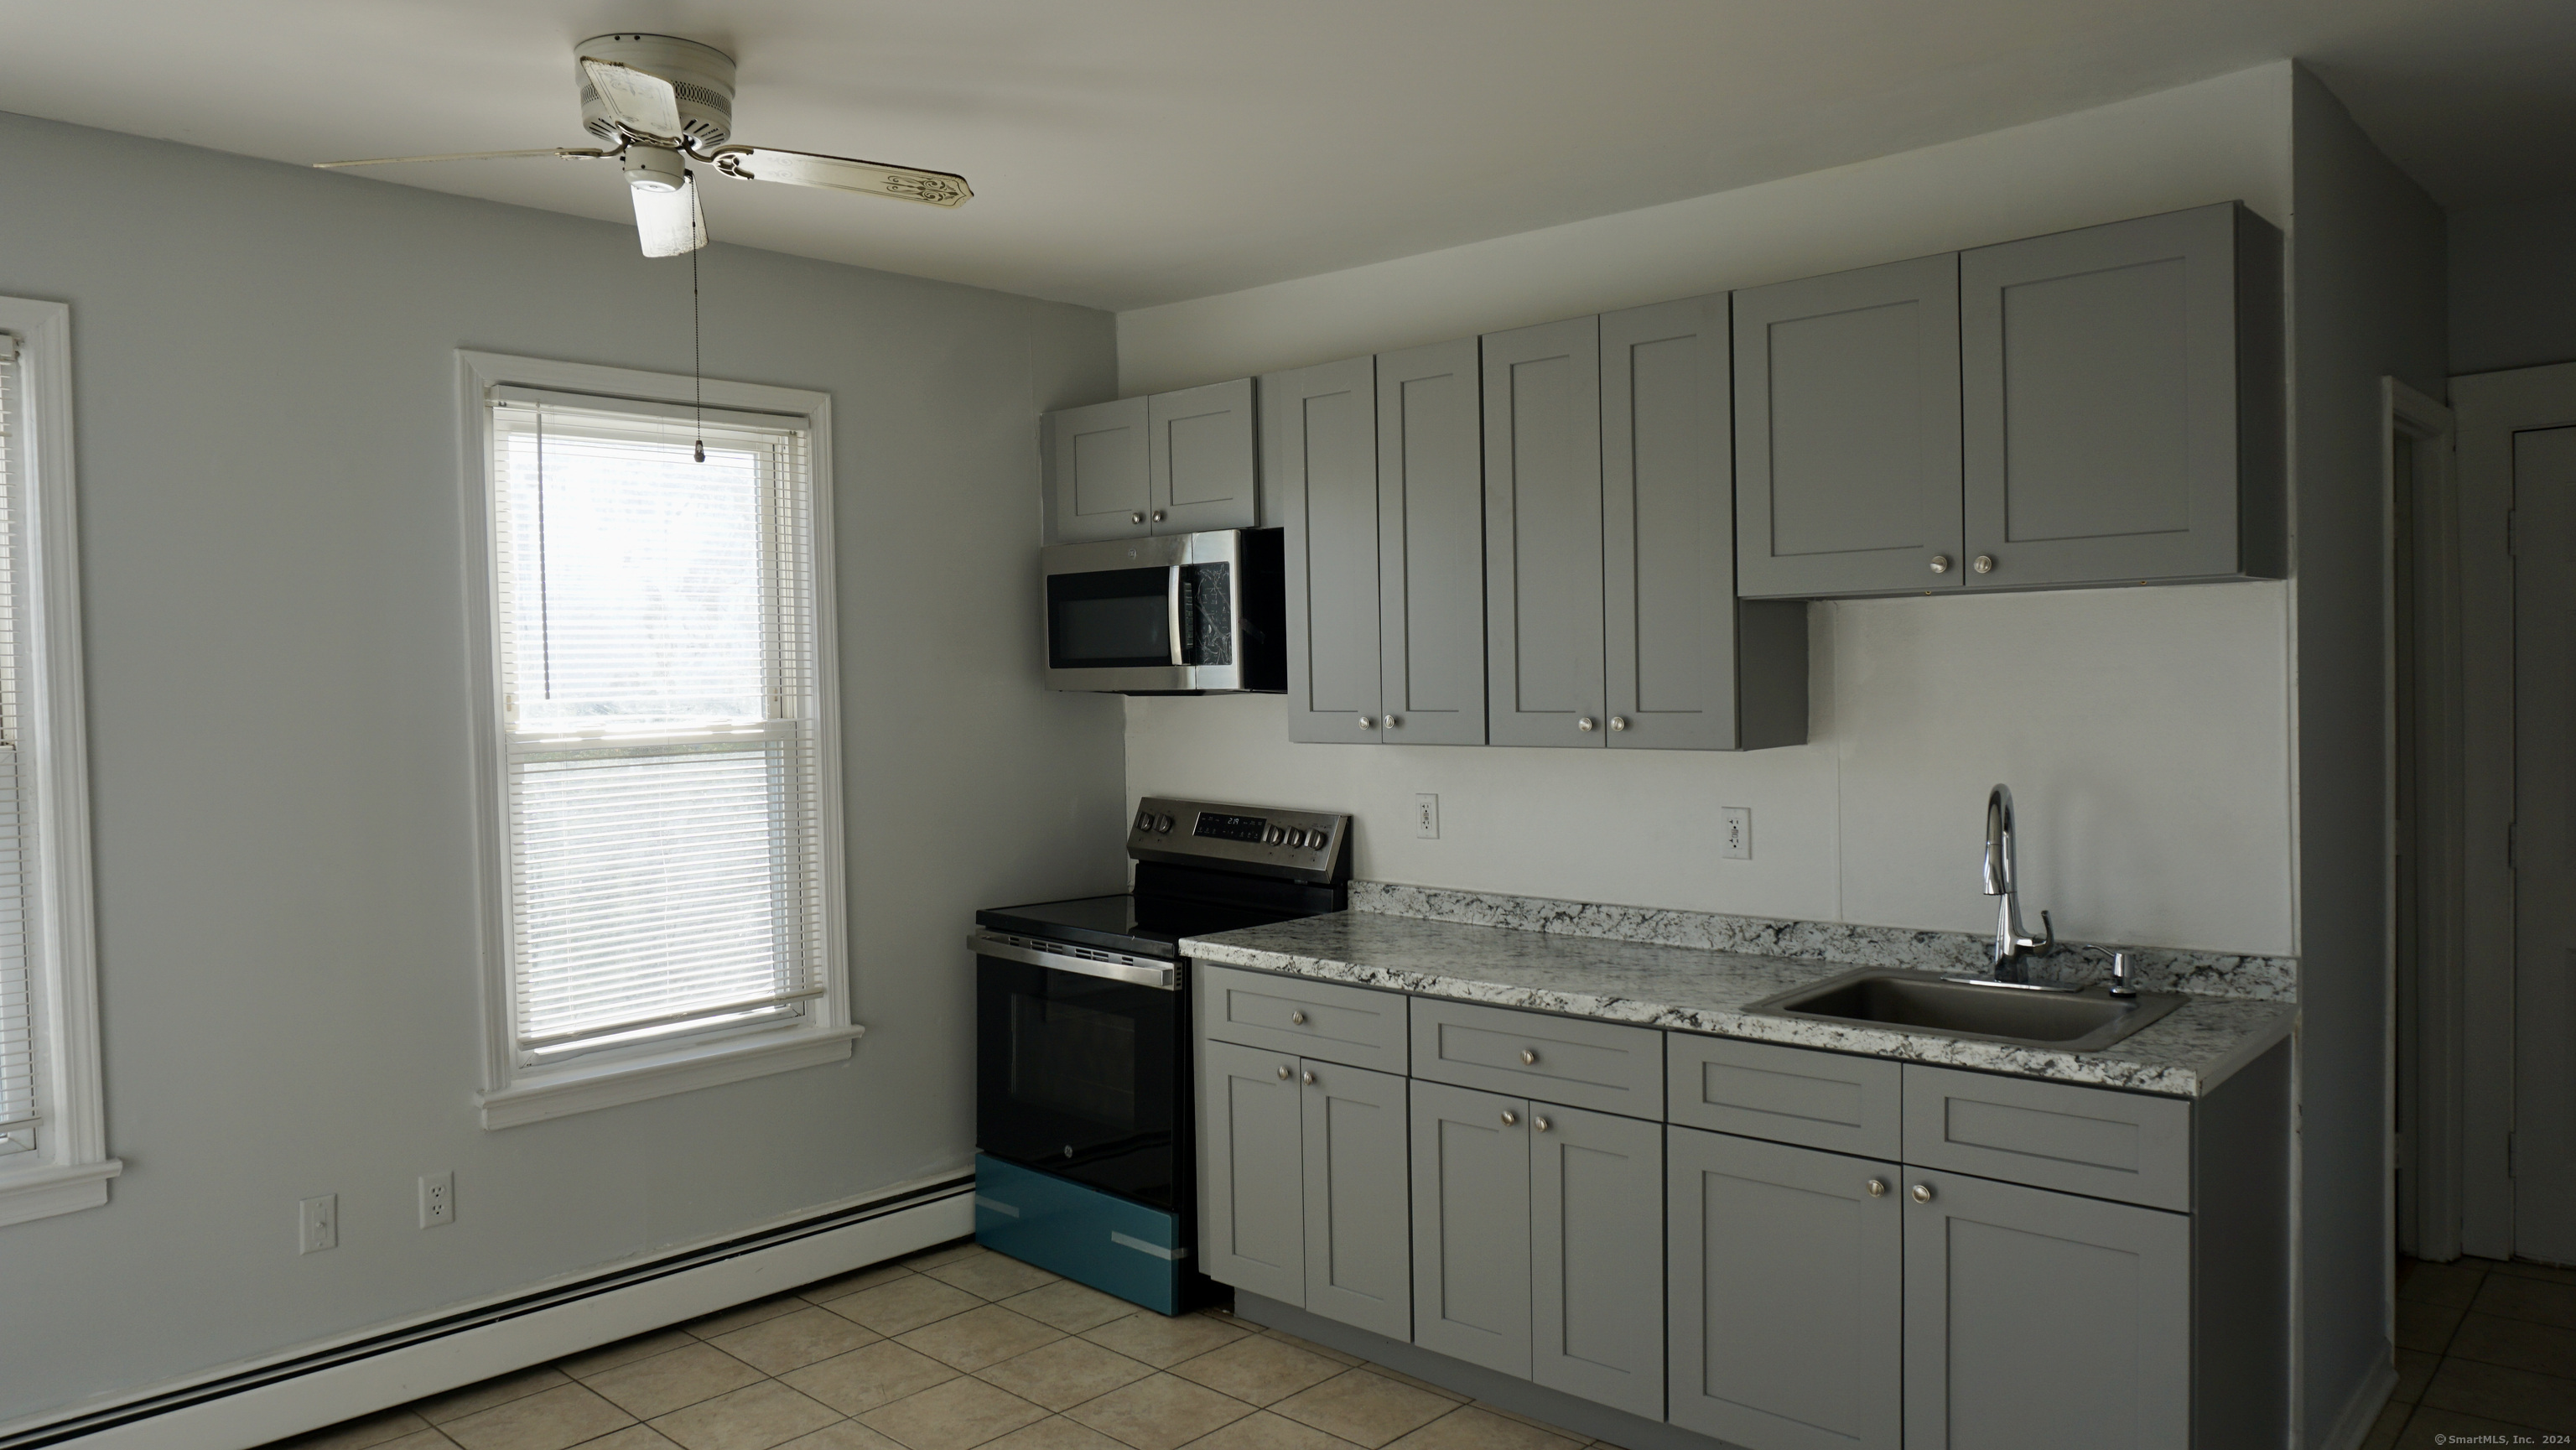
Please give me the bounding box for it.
[1,1172,974,1450]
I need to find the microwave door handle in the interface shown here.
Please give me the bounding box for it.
[1166,564,1185,666]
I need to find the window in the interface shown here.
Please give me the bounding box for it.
[0,298,112,1226]
[462,355,851,1129]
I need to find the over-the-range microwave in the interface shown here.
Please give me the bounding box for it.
[1041,528,1284,694]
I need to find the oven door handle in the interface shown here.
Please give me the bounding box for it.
[1166,564,1185,667]
[968,930,1178,990]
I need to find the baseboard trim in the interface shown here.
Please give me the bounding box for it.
[2312,1353,2398,1450]
[3,1172,973,1450]
[1233,1293,1729,1450]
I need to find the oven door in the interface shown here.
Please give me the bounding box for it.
[1042,532,1247,694]
[974,938,1187,1210]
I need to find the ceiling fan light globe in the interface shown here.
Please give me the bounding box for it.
[621,145,690,194]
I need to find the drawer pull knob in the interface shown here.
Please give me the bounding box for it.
[1909,1183,1934,1204]
[1500,1110,1519,1127]
[1290,1010,1307,1026]
[1533,1115,1552,1133]
[1866,1179,1888,1198]
[1301,1070,1317,1086]
[1275,1065,1291,1080]
[1520,1048,1538,1065]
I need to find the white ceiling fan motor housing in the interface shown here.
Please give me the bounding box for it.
[577,34,735,148]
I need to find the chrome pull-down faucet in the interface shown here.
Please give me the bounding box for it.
[1983,784,2054,983]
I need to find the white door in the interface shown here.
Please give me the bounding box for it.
[2514,424,2576,1263]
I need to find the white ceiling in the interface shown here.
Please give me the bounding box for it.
[3,1,2572,311]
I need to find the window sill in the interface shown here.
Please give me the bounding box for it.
[0,1157,123,1229]
[477,1024,865,1130]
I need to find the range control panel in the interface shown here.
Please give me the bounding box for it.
[1127,796,1351,884]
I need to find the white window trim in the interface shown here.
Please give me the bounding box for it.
[0,297,115,1225]
[457,351,854,1130]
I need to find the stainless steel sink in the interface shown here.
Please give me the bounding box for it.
[1745,968,2187,1052]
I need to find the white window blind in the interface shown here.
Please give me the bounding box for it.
[488,395,827,1060]
[0,339,31,1158]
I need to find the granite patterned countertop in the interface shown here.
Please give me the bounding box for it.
[1182,910,2295,1098]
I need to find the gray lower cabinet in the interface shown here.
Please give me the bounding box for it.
[1734,252,1966,599]
[1482,316,1607,747]
[1045,380,1257,543]
[1409,1079,1663,1414]
[1199,1038,1413,1339]
[1903,1168,2191,1450]
[1959,201,2283,588]
[1047,397,1152,543]
[1668,1126,1903,1450]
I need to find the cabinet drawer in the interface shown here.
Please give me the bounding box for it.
[1667,1032,1902,1159]
[1410,998,1662,1119]
[1198,964,1407,1073]
[1903,1064,2190,1211]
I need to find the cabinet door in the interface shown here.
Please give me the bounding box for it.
[1377,340,1488,746]
[1301,1059,1412,1340]
[1530,1104,1663,1419]
[1410,1079,1532,1376]
[1903,1169,2190,1450]
[1669,1127,1902,1450]
[1735,254,1964,597]
[1048,397,1152,543]
[1483,316,1606,746]
[1962,202,2272,588]
[1198,1040,1307,1304]
[1603,295,1747,751]
[1271,358,1384,743]
[1149,378,1258,534]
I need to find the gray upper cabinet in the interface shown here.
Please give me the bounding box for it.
[1735,252,1966,599]
[1377,340,1489,746]
[1410,1079,1534,1376]
[1669,1125,1903,1450]
[1530,1104,1664,1420]
[1483,316,1607,747]
[1045,380,1257,543]
[1149,378,1259,535]
[1602,296,1808,751]
[1960,202,2284,588]
[1273,357,1386,741]
[1046,397,1151,543]
[1903,1168,2191,1450]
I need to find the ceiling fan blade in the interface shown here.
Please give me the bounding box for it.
[705,146,972,208]
[314,148,610,169]
[631,174,708,257]
[581,57,685,142]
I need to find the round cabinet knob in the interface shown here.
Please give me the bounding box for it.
[1500,1110,1519,1127]
[1130,512,1145,525]
[1973,554,1996,574]
[1151,510,1166,522]
[1930,554,1951,574]
[1275,1064,1291,1080]
[1576,716,1597,732]
[1533,1115,1552,1134]
[1358,715,1377,730]
[1302,1070,1317,1086]
[1289,1009,1307,1026]
[1909,1183,1935,1204]
[1384,715,1400,730]
[1519,1048,1538,1065]
[1609,716,1628,732]
[1866,1179,1888,1198]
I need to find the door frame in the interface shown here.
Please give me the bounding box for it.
[2451,360,2576,1258]
[2384,378,2461,1265]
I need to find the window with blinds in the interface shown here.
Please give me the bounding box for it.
[487,393,831,1063]
[0,340,29,1159]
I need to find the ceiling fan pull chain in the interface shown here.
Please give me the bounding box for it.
[691,210,705,464]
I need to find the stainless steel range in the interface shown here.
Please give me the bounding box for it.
[969,796,1351,1314]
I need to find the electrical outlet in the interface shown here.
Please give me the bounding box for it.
[419,1170,454,1229]
[1720,807,1753,860]
[299,1193,337,1254]
[1415,793,1440,839]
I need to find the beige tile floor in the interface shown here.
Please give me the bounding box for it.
[2363,1255,2576,1447]
[267,1240,1630,1450]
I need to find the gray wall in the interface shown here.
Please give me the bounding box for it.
[0,110,1125,1422]
[2288,66,2448,1443]
[2450,192,2576,377]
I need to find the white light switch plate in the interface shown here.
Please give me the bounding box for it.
[1720,807,1752,860]
[299,1194,337,1255]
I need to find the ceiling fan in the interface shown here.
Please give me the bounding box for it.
[316,34,973,257]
